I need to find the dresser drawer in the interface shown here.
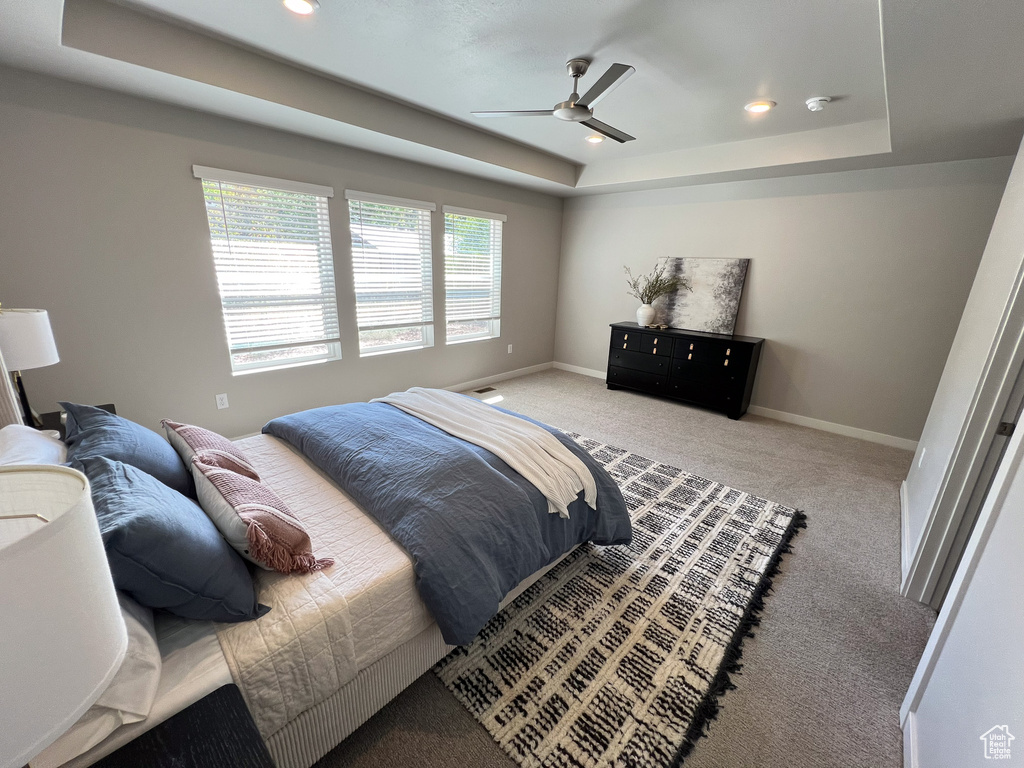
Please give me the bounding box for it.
[609,348,671,375]
[639,332,673,356]
[672,338,737,362]
[670,379,729,408]
[607,366,669,392]
[610,329,641,351]
[671,356,735,381]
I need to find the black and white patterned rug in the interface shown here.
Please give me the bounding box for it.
[435,434,805,768]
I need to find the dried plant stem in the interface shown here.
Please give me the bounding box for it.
[624,262,690,304]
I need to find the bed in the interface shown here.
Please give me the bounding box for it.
[24,391,631,768]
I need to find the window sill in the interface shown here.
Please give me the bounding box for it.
[358,343,433,358]
[231,356,338,376]
[445,335,498,346]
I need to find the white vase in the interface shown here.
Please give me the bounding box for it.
[636,303,656,327]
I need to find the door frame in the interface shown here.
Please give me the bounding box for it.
[901,409,1024,761]
[901,257,1024,608]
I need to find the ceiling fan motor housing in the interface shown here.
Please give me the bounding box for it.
[554,59,594,121]
[553,101,593,122]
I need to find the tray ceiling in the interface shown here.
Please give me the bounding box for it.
[0,0,1022,195]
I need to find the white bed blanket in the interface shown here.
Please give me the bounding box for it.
[374,387,597,518]
[215,435,434,740]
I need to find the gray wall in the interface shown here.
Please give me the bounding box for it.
[555,159,1011,441]
[0,69,563,437]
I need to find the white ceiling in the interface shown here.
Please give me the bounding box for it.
[126,0,889,161]
[0,0,1023,195]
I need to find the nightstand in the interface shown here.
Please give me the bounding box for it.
[91,685,274,768]
[38,404,116,439]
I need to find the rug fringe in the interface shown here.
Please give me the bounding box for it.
[672,509,808,767]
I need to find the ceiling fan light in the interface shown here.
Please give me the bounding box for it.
[585,134,605,144]
[283,0,320,15]
[744,100,776,114]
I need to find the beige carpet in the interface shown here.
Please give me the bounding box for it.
[314,369,935,768]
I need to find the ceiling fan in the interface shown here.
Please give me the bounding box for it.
[472,59,636,143]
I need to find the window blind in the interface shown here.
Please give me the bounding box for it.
[346,191,435,355]
[195,166,341,374]
[443,207,504,343]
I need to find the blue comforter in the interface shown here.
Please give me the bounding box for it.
[263,402,631,645]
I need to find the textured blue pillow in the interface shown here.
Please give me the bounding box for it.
[75,456,269,623]
[61,402,194,497]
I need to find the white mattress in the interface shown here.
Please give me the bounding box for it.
[62,432,434,766]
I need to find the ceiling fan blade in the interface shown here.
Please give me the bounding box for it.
[582,118,635,143]
[577,63,635,109]
[471,110,553,118]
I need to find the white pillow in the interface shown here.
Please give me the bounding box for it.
[0,424,67,465]
[31,593,162,768]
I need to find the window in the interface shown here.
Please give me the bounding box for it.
[194,166,341,374]
[346,191,435,355]
[443,206,504,343]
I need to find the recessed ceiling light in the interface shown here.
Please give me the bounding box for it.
[284,0,320,15]
[744,100,776,114]
[585,134,605,144]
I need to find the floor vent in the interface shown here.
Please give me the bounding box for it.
[474,387,496,394]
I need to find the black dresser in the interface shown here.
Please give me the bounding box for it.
[607,322,764,419]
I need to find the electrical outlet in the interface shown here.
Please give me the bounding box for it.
[507,344,513,354]
[216,393,229,410]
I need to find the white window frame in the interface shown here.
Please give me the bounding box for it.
[193,165,342,375]
[346,190,436,357]
[443,206,505,345]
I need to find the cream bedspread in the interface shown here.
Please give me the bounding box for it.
[215,434,434,739]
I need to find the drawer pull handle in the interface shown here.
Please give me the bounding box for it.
[689,343,694,350]
[653,338,658,344]
[724,359,729,367]
[688,353,692,360]
[623,343,627,349]
[652,348,657,355]
[624,334,628,340]
[726,348,731,355]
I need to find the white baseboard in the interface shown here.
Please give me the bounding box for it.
[552,361,606,379]
[745,405,919,451]
[447,362,554,393]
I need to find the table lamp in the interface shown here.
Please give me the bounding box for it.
[0,307,60,427]
[0,465,127,768]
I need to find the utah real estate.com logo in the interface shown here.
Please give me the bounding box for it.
[980,725,1015,760]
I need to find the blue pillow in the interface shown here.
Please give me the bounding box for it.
[75,456,269,623]
[61,402,194,497]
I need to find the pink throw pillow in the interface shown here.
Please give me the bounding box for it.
[161,420,258,478]
[191,451,333,575]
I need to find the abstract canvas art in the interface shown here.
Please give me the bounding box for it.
[657,257,749,335]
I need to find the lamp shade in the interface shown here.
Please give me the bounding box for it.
[0,465,127,768]
[0,308,60,371]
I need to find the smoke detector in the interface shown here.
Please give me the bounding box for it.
[806,97,831,112]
